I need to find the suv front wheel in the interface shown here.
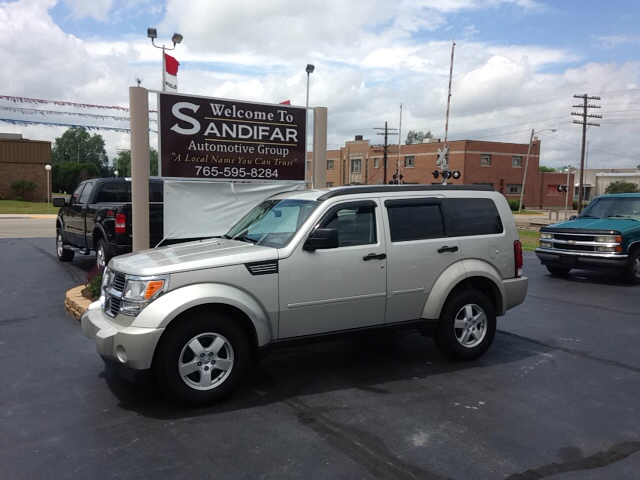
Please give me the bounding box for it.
[154,312,250,406]
[434,290,496,361]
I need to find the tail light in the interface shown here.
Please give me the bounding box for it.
[514,240,523,278]
[115,214,126,234]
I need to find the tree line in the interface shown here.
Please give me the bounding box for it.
[51,128,158,193]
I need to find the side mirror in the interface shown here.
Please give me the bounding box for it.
[53,197,67,207]
[303,228,339,251]
[569,215,577,221]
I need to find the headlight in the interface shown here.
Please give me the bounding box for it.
[123,278,166,301]
[540,241,552,248]
[596,246,616,253]
[596,235,620,243]
[540,233,552,239]
[119,275,167,316]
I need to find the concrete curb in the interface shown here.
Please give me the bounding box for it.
[64,286,93,321]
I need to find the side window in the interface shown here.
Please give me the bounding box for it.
[445,198,503,236]
[69,184,85,206]
[77,182,95,205]
[95,182,129,203]
[386,200,445,242]
[319,202,377,247]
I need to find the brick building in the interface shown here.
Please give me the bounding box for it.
[0,134,52,201]
[309,136,572,209]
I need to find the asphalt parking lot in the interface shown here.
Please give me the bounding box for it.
[1,222,639,479]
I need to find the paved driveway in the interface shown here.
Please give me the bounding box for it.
[0,233,638,479]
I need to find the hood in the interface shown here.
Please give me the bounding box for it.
[109,238,277,276]
[546,217,639,233]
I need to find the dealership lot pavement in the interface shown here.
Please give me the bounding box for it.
[1,230,638,479]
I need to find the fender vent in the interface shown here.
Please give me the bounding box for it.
[245,261,278,276]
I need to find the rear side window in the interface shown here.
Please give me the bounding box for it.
[386,199,445,242]
[445,198,503,236]
[95,182,129,203]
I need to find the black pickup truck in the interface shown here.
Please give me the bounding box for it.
[53,178,164,268]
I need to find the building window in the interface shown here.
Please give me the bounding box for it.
[404,155,415,168]
[373,158,380,168]
[351,159,361,174]
[480,154,492,166]
[327,182,334,187]
[512,156,522,168]
[327,160,334,170]
[506,184,522,194]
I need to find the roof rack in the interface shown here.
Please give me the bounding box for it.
[317,184,492,201]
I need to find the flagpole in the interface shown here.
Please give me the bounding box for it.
[162,46,166,92]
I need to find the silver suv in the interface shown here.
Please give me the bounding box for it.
[82,185,528,405]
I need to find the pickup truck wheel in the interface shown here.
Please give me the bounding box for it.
[625,249,640,284]
[434,290,496,361]
[56,229,75,262]
[96,239,110,269]
[155,313,250,406]
[546,266,571,276]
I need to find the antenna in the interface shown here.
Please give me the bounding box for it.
[135,76,144,87]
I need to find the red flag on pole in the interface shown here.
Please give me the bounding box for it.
[279,100,291,105]
[164,53,179,92]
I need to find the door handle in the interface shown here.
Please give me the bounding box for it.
[363,253,387,261]
[437,245,459,253]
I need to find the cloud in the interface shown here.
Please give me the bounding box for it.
[598,34,640,49]
[62,0,113,21]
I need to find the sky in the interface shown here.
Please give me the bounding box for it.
[1,0,639,171]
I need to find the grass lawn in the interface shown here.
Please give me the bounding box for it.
[518,228,540,252]
[0,200,58,215]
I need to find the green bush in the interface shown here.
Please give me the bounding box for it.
[86,266,104,299]
[508,200,524,211]
[10,179,37,200]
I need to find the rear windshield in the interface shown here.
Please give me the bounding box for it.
[94,182,163,203]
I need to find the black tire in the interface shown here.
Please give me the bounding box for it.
[434,290,496,361]
[96,238,111,270]
[56,228,75,262]
[154,312,250,406]
[624,249,640,284]
[546,265,571,276]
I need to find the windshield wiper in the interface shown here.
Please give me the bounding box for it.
[608,215,637,221]
[578,214,598,218]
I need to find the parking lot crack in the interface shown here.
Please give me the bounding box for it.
[504,441,640,479]
[286,398,452,480]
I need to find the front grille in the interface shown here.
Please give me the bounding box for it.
[113,273,126,292]
[540,231,621,255]
[108,296,122,316]
[553,233,596,243]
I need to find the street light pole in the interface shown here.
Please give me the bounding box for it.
[564,166,574,220]
[305,64,315,188]
[147,28,183,91]
[518,128,557,213]
[45,164,51,208]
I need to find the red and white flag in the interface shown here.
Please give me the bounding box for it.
[164,53,179,92]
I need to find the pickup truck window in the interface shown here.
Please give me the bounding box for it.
[69,184,85,206]
[95,182,128,203]
[77,181,95,205]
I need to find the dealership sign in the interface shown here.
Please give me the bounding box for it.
[158,93,306,181]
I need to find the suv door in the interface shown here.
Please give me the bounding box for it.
[383,197,461,324]
[278,200,387,338]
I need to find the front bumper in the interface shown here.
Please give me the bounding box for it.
[535,248,628,271]
[81,301,164,382]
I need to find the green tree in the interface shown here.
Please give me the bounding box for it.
[52,128,108,171]
[539,166,556,172]
[605,180,639,194]
[52,162,98,194]
[405,130,433,145]
[114,148,159,177]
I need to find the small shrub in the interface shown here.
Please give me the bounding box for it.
[86,266,104,299]
[10,179,37,200]
[508,200,524,211]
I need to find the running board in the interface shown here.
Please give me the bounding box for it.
[64,245,91,255]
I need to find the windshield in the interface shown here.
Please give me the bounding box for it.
[225,199,320,247]
[579,197,640,220]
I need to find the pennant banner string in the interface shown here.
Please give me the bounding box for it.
[0,105,157,123]
[0,95,158,113]
[0,118,158,133]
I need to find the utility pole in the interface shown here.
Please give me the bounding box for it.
[374,122,398,184]
[572,94,601,213]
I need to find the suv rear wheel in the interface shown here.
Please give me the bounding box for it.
[155,312,250,406]
[434,290,496,361]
